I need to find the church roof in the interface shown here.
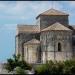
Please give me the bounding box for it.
[41,22,72,31]
[36,9,69,19]
[16,25,40,35]
[24,39,40,45]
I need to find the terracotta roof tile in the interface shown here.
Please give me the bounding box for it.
[42,22,72,31]
[24,39,40,45]
[36,8,69,19]
[16,25,40,35]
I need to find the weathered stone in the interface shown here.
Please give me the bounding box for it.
[16,8,75,64]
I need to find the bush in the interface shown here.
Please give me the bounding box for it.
[14,67,26,74]
[63,59,75,74]
[19,60,32,70]
[35,60,75,75]
[35,64,48,75]
[5,54,32,72]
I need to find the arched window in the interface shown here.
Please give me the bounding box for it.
[58,43,61,52]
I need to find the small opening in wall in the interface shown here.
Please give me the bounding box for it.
[58,42,61,52]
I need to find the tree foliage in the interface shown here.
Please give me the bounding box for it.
[5,54,32,73]
[14,67,26,74]
[35,60,75,75]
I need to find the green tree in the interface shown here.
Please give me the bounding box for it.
[14,67,26,74]
[5,54,32,73]
[35,60,75,75]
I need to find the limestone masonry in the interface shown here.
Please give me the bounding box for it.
[16,9,75,64]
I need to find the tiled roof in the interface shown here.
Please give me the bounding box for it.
[36,8,69,18]
[24,39,40,45]
[42,22,72,31]
[16,25,40,35]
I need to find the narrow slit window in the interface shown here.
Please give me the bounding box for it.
[58,43,61,52]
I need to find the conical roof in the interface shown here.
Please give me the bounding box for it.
[36,8,69,19]
[24,39,40,45]
[42,22,72,31]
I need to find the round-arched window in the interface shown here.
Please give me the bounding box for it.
[58,42,61,52]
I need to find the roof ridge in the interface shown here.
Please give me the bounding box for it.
[42,8,68,15]
[36,8,69,19]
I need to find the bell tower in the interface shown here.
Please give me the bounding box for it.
[36,8,69,30]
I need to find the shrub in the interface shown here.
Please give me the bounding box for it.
[35,64,48,75]
[35,60,75,75]
[14,67,26,74]
[5,54,32,72]
[63,59,75,75]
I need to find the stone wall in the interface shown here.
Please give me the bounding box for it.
[16,33,40,60]
[24,44,40,63]
[41,31,73,63]
[37,15,69,30]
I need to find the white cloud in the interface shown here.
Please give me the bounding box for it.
[61,1,75,16]
[4,24,17,30]
[0,1,74,24]
[68,1,75,7]
[27,1,63,14]
[0,1,64,20]
[0,24,17,31]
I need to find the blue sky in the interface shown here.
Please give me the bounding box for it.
[0,1,75,63]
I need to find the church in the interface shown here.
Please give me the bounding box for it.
[16,8,75,64]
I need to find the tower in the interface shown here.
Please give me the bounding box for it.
[36,9,69,30]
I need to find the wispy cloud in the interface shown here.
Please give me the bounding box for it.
[0,1,75,63]
[0,1,75,24]
[0,24,17,31]
[68,1,75,7]
[0,1,64,21]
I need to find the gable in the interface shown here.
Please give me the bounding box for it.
[41,22,72,31]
